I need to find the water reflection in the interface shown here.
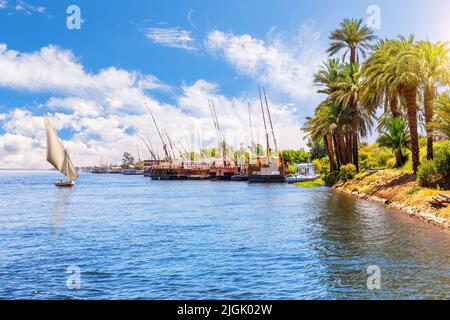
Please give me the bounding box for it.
[51,188,72,234]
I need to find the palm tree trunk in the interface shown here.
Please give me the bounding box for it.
[352,105,359,173]
[333,134,341,169]
[350,47,356,65]
[389,93,400,118]
[339,133,350,165]
[395,148,403,167]
[324,135,335,172]
[424,86,435,160]
[402,86,421,173]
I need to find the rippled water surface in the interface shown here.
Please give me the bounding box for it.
[1,170,450,299]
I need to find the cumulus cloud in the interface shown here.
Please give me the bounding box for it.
[0,43,166,113]
[206,22,326,102]
[0,43,307,169]
[144,27,197,51]
[7,0,46,15]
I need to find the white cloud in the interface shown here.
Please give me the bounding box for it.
[139,74,172,92]
[206,22,326,103]
[0,1,7,9]
[0,43,166,113]
[46,97,101,117]
[144,27,197,51]
[2,108,44,137]
[0,43,307,169]
[13,0,45,15]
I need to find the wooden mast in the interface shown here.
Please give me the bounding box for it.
[258,85,270,159]
[208,100,223,161]
[164,129,177,160]
[140,136,157,161]
[263,87,278,154]
[248,100,254,154]
[147,108,170,161]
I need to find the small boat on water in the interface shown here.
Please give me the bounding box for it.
[286,163,320,184]
[286,174,320,184]
[123,168,144,175]
[54,179,76,187]
[231,172,248,182]
[44,117,79,187]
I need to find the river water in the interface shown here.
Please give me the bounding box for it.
[1,170,449,300]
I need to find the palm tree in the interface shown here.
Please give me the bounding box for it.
[327,18,377,173]
[417,41,450,160]
[360,39,402,119]
[311,60,352,169]
[330,63,374,172]
[379,35,422,173]
[314,59,341,91]
[434,91,450,139]
[377,118,411,167]
[303,105,336,172]
[327,18,378,64]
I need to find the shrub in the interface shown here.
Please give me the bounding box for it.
[359,152,370,172]
[417,160,440,188]
[312,159,323,176]
[340,164,357,181]
[324,171,341,186]
[372,148,395,168]
[417,144,450,190]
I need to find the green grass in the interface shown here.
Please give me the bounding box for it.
[407,186,422,195]
[295,179,325,188]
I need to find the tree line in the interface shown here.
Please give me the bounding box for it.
[304,18,450,175]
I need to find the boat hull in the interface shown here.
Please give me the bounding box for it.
[54,181,75,187]
[231,175,248,182]
[150,175,182,181]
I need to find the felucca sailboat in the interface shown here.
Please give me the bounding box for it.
[44,117,79,187]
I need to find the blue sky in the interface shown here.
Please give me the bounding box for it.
[0,0,449,168]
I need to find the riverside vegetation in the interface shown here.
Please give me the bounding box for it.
[301,18,450,226]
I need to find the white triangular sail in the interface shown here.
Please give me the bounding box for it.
[44,117,79,181]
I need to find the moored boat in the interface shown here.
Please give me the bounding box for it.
[247,156,287,183]
[231,172,248,182]
[247,86,287,183]
[122,168,144,175]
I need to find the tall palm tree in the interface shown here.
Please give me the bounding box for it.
[330,63,367,172]
[312,59,353,168]
[327,18,377,173]
[417,41,450,160]
[327,18,378,64]
[381,35,422,173]
[377,118,411,167]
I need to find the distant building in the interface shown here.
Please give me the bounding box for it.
[294,163,317,177]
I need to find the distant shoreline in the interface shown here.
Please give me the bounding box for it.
[0,168,55,171]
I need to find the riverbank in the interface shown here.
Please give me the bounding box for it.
[333,169,450,230]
